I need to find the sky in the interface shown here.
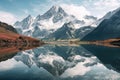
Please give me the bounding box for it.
[0,0,120,25]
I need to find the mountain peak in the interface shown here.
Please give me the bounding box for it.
[22,15,33,22]
[26,15,32,19]
[37,5,68,21]
[28,14,32,17]
[49,5,66,14]
[35,14,41,21]
[51,5,60,12]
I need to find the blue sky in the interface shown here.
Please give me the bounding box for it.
[0,0,120,25]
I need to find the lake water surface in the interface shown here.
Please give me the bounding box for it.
[0,44,120,80]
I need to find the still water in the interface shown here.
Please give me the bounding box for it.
[0,44,120,80]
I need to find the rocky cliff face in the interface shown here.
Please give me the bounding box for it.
[0,21,17,33]
[82,7,120,41]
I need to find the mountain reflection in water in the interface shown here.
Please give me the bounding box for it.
[0,40,44,62]
[82,44,120,73]
[0,43,120,80]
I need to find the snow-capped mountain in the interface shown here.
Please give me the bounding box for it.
[33,5,73,30]
[14,5,97,39]
[14,15,33,29]
[35,6,68,22]
[82,7,120,41]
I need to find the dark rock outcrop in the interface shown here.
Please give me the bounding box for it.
[0,21,17,33]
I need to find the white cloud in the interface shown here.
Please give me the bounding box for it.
[0,11,17,25]
[61,4,91,20]
[83,0,120,18]
[94,0,120,8]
